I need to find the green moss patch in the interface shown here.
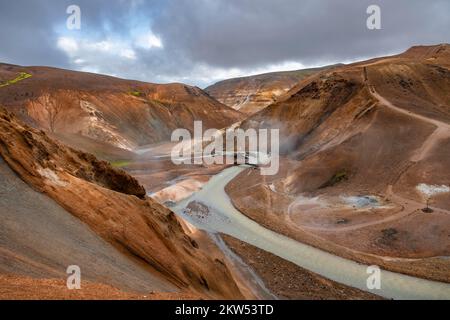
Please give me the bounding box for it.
[0,72,32,88]
[128,90,143,97]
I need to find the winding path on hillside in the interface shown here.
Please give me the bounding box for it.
[370,88,450,163]
[365,70,450,213]
[271,71,450,235]
[286,197,411,233]
[173,165,450,300]
[279,74,450,233]
[285,183,450,233]
[365,68,450,163]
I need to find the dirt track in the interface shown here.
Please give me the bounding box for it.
[370,89,450,162]
[366,73,450,215]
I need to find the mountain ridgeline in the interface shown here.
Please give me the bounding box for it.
[0,64,242,150]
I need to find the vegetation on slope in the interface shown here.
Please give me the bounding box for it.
[0,72,32,88]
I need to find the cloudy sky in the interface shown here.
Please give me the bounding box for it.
[0,0,449,87]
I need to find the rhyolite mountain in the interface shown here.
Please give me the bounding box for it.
[205,66,335,115]
[227,44,450,282]
[0,63,242,150]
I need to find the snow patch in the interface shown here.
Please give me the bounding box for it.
[416,183,450,197]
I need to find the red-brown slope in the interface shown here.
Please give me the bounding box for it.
[206,66,334,115]
[227,44,450,280]
[400,44,450,68]
[0,154,180,295]
[241,44,450,189]
[0,108,243,299]
[0,64,242,149]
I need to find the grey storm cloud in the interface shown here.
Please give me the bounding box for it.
[0,0,449,87]
[153,0,450,68]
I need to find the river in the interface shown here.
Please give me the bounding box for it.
[173,165,450,300]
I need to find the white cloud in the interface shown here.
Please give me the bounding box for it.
[136,32,163,49]
[80,66,99,74]
[57,36,139,70]
[57,37,79,54]
[55,34,338,87]
[86,40,113,52]
[54,33,367,88]
[120,48,137,60]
